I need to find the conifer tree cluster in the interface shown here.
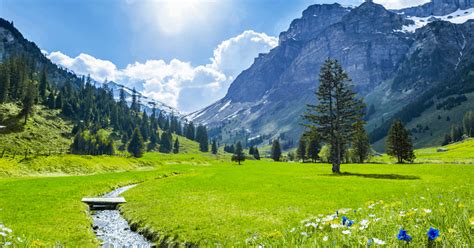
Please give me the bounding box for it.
[248,146,260,160]
[442,111,474,145]
[271,140,282,162]
[0,56,211,157]
[231,141,245,165]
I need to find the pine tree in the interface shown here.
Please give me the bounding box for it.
[306,133,321,163]
[0,63,10,103]
[386,120,415,163]
[159,130,173,153]
[173,138,180,153]
[231,141,245,165]
[271,140,282,162]
[352,121,370,163]
[196,125,209,152]
[211,140,218,154]
[20,80,37,124]
[303,59,365,173]
[296,137,307,162]
[148,131,159,151]
[254,148,260,160]
[186,122,196,140]
[38,67,48,101]
[47,91,55,109]
[128,128,145,158]
[55,92,63,109]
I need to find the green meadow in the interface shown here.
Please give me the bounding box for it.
[0,144,473,247]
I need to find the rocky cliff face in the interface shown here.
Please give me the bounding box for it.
[400,0,474,16]
[191,0,474,149]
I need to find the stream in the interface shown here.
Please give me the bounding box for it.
[91,184,153,248]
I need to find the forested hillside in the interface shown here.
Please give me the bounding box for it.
[0,18,209,157]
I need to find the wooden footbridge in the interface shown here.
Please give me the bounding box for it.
[82,197,126,210]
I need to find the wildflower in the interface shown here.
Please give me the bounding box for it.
[330,224,342,229]
[368,238,373,247]
[4,242,12,246]
[369,214,376,218]
[0,232,6,237]
[301,231,309,237]
[423,209,432,213]
[368,204,375,209]
[373,238,386,245]
[305,222,318,228]
[342,230,351,235]
[323,236,328,241]
[347,220,354,227]
[397,229,412,242]
[427,227,440,241]
[289,228,296,232]
[399,211,406,216]
[359,219,370,230]
[342,216,348,225]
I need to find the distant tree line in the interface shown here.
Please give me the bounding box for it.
[442,111,474,145]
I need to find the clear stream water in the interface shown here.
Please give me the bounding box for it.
[91,184,153,248]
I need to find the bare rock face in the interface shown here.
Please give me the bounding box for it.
[192,0,474,147]
[400,0,474,17]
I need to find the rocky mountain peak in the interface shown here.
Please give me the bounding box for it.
[341,1,411,33]
[278,3,350,44]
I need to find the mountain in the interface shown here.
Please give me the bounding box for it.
[399,0,474,16]
[0,18,181,118]
[191,0,474,150]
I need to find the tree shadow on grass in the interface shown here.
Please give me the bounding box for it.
[323,172,420,180]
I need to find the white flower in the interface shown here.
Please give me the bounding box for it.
[330,224,342,229]
[2,227,12,233]
[342,230,351,235]
[289,228,296,232]
[323,215,335,222]
[315,218,321,223]
[360,219,369,226]
[423,209,432,213]
[373,238,386,245]
[305,222,318,228]
[17,237,23,242]
[0,232,6,237]
[368,204,375,209]
[369,214,376,218]
[323,236,328,241]
[258,245,264,248]
[4,242,12,246]
[301,232,309,237]
[375,218,382,222]
[399,211,405,216]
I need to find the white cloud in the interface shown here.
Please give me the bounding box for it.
[47,30,277,113]
[372,0,430,9]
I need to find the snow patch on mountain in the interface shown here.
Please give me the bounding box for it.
[399,8,474,33]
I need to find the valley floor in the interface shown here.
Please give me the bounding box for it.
[0,151,472,247]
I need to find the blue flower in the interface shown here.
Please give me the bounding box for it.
[347,220,354,227]
[427,227,440,241]
[367,238,373,247]
[397,229,412,242]
[342,216,348,225]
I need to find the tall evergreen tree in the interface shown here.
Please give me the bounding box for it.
[0,63,10,103]
[20,80,37,124]
[46,91,55,109]
[303,59,365,173]
[186,122,196,140]
[296,137,307,162]
[173,138,180,154]
[386,120,415,163]
[196,125,209,152]
[271,140,282,162]
[253,148,261,160]
[211,140,218,154]
[38,67,48,101]
[306,133,321,163]
[159,130,173,153]
[231,141,245,165]
[128,128,145,158]
[148,131,159,151]
[352,121,370,163]
[55,92,63,109]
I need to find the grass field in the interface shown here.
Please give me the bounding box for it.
[0,142,472,247]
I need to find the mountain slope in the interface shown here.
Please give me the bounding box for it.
[192,0,474,150]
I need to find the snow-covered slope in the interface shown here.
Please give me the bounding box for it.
[399,8,474,33]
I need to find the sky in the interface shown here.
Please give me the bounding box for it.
[0,0,429,113]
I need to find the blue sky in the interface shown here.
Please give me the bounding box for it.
[0,0,428,112]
